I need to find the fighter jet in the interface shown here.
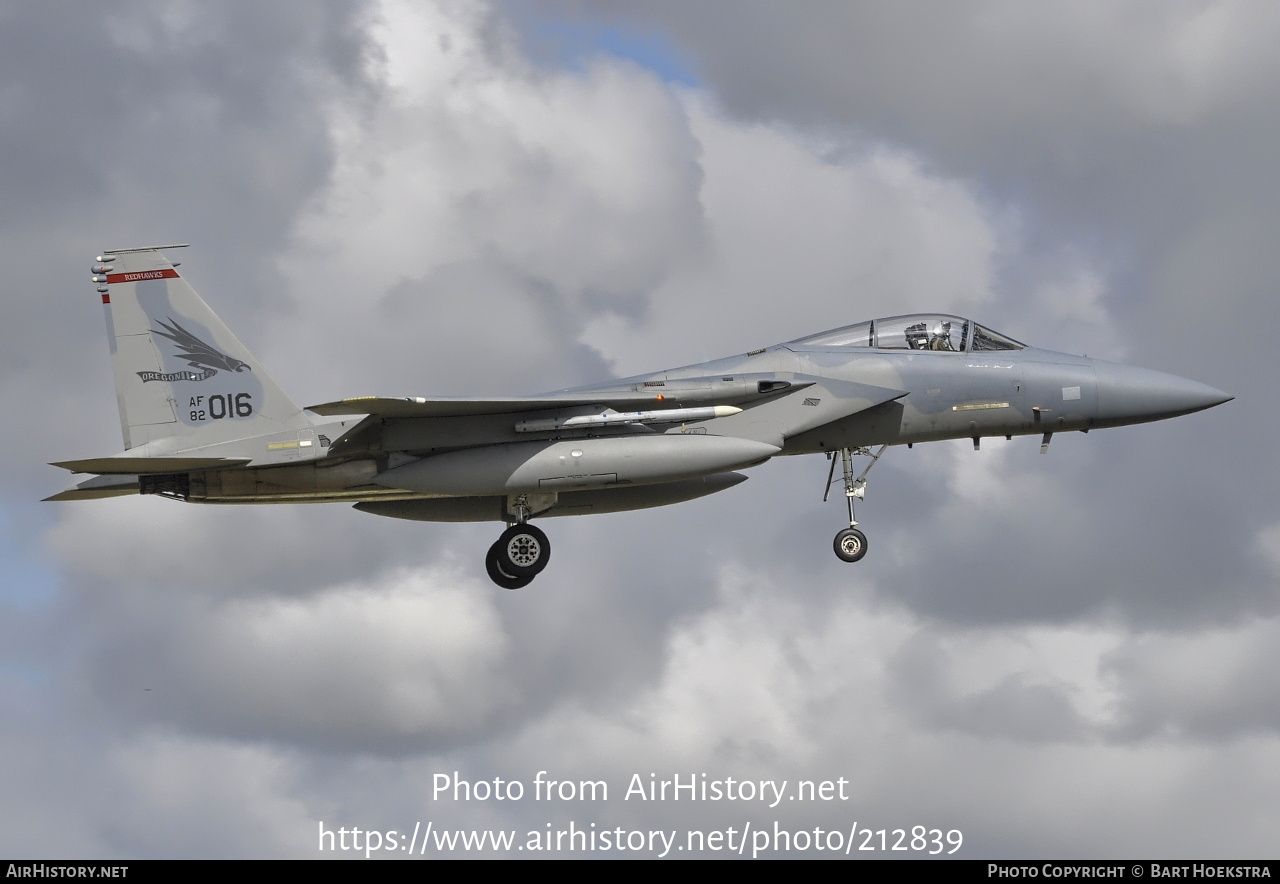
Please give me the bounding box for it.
[50,245,1231,588]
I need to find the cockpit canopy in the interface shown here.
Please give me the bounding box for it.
[788,313,1025,352]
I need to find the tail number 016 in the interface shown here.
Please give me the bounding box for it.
[189,393,253,421]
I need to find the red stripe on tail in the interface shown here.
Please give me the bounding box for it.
[105,269,180,284]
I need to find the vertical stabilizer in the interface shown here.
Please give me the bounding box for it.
[93,246,311,450]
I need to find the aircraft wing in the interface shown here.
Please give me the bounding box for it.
[306,378,814,419]
[305,394,676,418]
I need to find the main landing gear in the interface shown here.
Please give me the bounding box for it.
[486,496,552,588]
[824,444,887,563]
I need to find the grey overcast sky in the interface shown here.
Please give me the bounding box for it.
[1,0,1275,858]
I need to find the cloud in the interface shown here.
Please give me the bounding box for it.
[87,566,515,751]
[1103,619,1280,740]
[272,0,706,400]
[580,106,1003,375]
[422,564,1280,857]
[563,1,1280,153]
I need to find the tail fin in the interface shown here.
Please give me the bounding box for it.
[94,245,311,450]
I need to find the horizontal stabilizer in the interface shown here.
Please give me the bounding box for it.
[51,456,251,475]
[44,474,140,501]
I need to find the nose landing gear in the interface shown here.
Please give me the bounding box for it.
[824,444,886,563]
[833,526,868,562]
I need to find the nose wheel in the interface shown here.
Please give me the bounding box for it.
[833,527,868,562]
[823,445,886,563]
[485,521,551,589]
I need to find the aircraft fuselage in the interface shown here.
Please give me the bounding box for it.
[54,248,1231,586]
[121,344,1225,505]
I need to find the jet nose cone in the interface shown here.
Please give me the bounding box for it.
[1094,360,1232,426]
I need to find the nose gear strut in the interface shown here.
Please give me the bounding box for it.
[823,445,887,563]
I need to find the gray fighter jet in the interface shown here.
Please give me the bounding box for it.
[50,245,1231,588]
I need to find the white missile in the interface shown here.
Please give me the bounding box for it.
[515,405,741,433]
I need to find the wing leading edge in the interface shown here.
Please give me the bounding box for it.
[305,394,675,418]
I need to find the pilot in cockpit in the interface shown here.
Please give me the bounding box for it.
[928,320,954,351]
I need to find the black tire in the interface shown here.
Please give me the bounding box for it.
[486,541,534,589]
[833,527,868,563]
[496,522,551,578]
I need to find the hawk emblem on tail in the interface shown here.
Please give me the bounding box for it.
[137,317,251,382]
